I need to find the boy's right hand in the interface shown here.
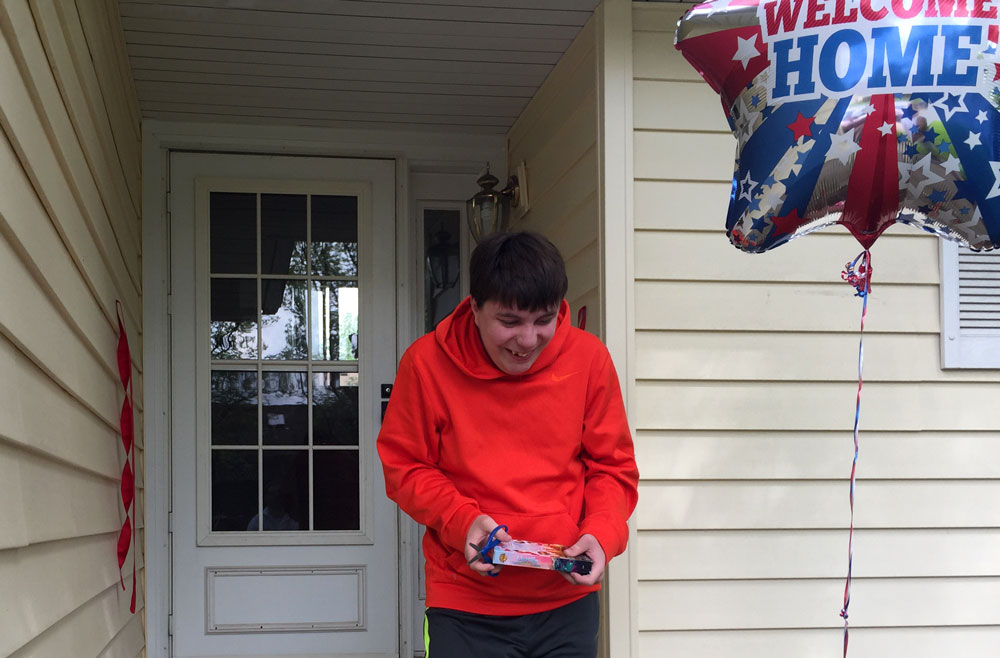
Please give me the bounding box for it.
[464,514,511,576]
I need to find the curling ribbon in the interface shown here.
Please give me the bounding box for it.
[838,251,871,656]
[116,301,136,614]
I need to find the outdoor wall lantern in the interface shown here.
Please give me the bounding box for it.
[466,163,519,243]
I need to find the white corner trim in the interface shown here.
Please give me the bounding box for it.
[142,121,172,658]
[596,1,637,658]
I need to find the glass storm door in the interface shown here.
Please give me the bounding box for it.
[169,152,397,658]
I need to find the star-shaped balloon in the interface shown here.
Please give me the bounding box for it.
[675,0,1000,252]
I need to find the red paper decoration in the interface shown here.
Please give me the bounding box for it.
[116,301,136,614]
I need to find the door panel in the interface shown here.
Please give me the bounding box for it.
[170,152,397,657]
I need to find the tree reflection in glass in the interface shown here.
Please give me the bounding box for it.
[211,279,257,359]
[312,195,358,277]
[262,194,307,276]
[262,279,308,360]
[310,282,358,361]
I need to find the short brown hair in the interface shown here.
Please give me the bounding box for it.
[469,231,568,311]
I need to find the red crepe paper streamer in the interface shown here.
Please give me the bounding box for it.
[116,301,136,614]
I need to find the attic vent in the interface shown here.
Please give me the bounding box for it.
[958,249,1000,334]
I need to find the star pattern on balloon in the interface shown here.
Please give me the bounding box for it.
[787,112,814,140]
[675,0,1000,252]
[827,131,862,165]
[732,34,763,69]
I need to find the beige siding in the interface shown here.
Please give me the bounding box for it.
[632,3,1000,656]
[507,18,601,335]
[0,0,143,656]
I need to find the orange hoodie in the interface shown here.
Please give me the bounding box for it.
[377,298,639,615]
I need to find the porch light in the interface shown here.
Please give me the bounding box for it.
[466,163,519,243]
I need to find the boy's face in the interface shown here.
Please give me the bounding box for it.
[470,299,558,375]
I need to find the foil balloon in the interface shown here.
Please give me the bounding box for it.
[675,0,1000,252]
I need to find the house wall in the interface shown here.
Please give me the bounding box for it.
[632,3,1000,656]
[0,0,144,656]
[507,18,601,336]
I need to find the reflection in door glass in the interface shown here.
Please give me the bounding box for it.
[424,209,462,332]
[262,371,308,445]
[257,450,309,531]
[210,279,258,359]
[314,450,360,530]
[313,372,359,446]
[312,195,358,277]
[262,194,307,275]
[310,281,359,361]
[262,280,308,360]
[211,370,257,445]
[208,188,363,536]
[212,450,258,531]
[210,192,256,274]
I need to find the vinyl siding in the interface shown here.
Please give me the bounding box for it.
[507,17,601,336]
[0,0,143,656]
[631,3,1000,656]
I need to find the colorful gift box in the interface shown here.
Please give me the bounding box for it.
[491,540,592,575]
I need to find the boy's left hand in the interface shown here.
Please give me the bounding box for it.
[561,534,606,586]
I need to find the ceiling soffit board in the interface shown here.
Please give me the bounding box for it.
[118,0,602,134]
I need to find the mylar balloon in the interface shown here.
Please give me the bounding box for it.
[675,0,1000,252]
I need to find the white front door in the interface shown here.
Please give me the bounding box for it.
[169,152,398,658]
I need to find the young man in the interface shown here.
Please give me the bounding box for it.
[377,231,638,657]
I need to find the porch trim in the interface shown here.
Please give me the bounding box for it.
[595,1,637,657]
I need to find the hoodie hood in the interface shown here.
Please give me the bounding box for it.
[435,297,571,380]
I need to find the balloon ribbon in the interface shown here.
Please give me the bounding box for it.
[838,250,871,656]
[116,302,137,614]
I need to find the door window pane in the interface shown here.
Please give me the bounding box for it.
[262,371,308,445]
[262,194,307,275]
[312,195,358,277]
[310,281,358,361]
[211,370,258,446]
[314,450,360,531]
[313,373,359,446]
[206,188,364,538]
[424,209,462,331]
[211,279,258,359]
[210,192,256,274]
[212,450,258,531]
[262,280,308,360]
[259,450,308,531]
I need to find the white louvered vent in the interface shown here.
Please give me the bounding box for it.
[942,241,1000,368]
[957,249,1000,334]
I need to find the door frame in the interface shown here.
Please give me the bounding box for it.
[142,120,503,657]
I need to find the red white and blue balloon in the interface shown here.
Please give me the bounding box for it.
[675,0,1000,252]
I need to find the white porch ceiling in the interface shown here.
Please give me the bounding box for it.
[118,0,602,134]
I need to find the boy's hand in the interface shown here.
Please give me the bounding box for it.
[561,534,606,586]
[464,514,511,576]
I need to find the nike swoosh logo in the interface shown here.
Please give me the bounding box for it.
[551,372,578,382]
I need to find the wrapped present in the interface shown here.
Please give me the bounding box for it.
[492,540,592,576]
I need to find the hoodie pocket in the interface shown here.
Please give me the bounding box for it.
[481,509,581,547]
